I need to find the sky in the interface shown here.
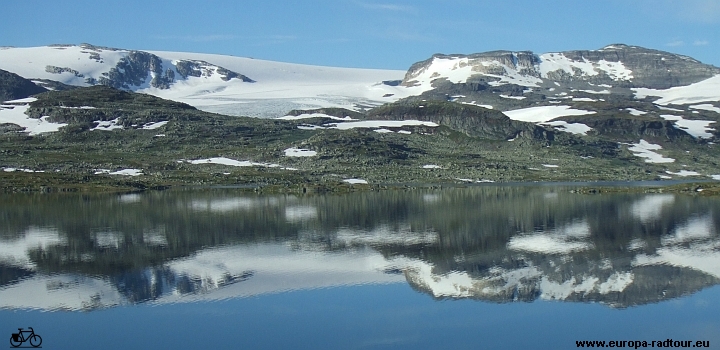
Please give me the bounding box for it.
[2,0,720,70]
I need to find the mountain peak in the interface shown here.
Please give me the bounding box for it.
[401,44,719,90]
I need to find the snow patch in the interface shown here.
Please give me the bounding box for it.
[284,148,317,157]
[460,101,493,109]
[625,140,675,163]
[689,104,720,113]
[578,89,610,94]
[142,121,168,130]
[658,114,715,139]
[0,105,68,135]
[343,178,368,184]
[503,105,596,123]
[499,94,526,100]
[542,120,593,135]
[184,157,292,170]
[94,168,143,176]
[665,170,701,177]
[625,108,647,116]
[91,118,123,131]
[278,113,356,121]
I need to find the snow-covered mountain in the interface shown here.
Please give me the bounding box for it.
[392,44,720,145]
[0,43,406,117]
[2,43,720,122]
[402,44,720,91]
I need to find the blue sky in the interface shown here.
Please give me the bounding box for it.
[2,0,719,69]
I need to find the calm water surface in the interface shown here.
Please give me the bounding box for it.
[1,186,719,349]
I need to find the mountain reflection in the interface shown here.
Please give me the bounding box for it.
[0,187,718,311]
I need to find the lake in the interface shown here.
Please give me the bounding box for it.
[1,185,719,349]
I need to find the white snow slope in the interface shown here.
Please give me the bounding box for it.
[633,75,720,105]
[0,45,407,118]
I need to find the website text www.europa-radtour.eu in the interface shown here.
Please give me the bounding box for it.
[575,339,710,348]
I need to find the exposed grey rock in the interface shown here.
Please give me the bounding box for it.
[45,66,84,78]
[175,60,253,82]
[382,80,402,86]
[96,52,255,90]
[78,43,121,52]
[0,123,26,133]
[367,100,553,142]
[559,114,695,141]
[98,51,173,89]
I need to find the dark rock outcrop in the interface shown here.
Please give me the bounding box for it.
[175,60,253,82]
[0,69,48,102]
[25,85,195,124]
[96,51,254,90]
[559,114,695,140]
[45,65,84,78]
[98,51,175,89]
[367,100,553,141]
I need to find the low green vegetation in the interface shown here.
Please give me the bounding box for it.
[1,86,718,193]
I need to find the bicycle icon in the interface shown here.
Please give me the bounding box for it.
[9,327,42,348]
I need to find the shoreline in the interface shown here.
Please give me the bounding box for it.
[3,171,719,196]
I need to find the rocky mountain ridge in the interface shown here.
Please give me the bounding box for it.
[403,44,720,90]
[0,43,253,94]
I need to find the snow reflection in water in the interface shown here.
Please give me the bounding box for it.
[0,188,719,311]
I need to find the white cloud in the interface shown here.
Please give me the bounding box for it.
[665,40,685,47]
[355,1,417,13]
[694,40,710,46]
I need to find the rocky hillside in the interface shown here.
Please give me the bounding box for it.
[1,85,719,194]
[367,100,553,141]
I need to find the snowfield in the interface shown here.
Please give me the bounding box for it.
[503,105,596,123]
[659,114,716,139]
[625,140,675,163]
[0,45,407,118]
[633,75,720,105]
[0,104,68,135]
